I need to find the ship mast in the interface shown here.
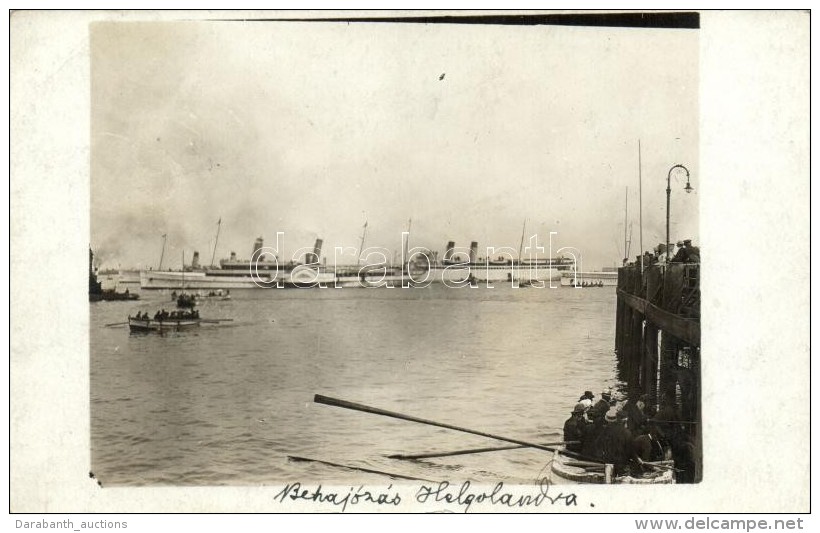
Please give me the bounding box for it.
[627,222,633,260]
[403,218,412,273]
[358,220,368,266]
[181,250,185,291]
[210,217,222,268]
[624,187,629,265]
[158,233,167,270]
[515,218,527,284]
[638,139,644,271]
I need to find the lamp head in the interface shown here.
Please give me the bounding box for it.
[684,180,694,194]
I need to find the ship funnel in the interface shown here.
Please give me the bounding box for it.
[192,251,200,269]
[251,237,264,262]
[230,251,236,261]
[444,241,455,261]
[469,241,478,264]
[305,238,323,264]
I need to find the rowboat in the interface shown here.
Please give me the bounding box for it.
[128,317,201,333]
[549,449,675,484]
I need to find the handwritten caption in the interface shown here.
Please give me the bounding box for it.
[274,479,579,513]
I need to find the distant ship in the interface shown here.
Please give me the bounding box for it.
[140,237,336,290]
[420,219,577,285]
[422,241,574,285]
[96,268,140,292]
[90,249,139,301]
[140,237,577,290]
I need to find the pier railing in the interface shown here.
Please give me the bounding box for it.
[618,263,700,318]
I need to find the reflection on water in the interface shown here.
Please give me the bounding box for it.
[90,284,619,486]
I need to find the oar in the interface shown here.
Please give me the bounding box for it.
[387,441,577,460]
[287,455,435,482]
[389,444,523,460]
[641,461,680,472]
[104,321,129,327]
[199,318,234,323]
[646,418,699,425]
[314,394,602,464]
[564,460,606,469]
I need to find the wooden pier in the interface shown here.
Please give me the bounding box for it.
[615,261,701,483]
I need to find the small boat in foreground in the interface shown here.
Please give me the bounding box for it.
[199,289,231,300]
[128,316,200,333]
[549,449,675,484]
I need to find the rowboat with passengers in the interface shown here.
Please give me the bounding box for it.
[128,315,201,333]
[549,448,675,484]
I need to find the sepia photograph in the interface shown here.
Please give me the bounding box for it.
[89,12,698,489]
[10,9,810,518]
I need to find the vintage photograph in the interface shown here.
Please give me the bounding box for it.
[88,14,700,495]
[10,8,812,519]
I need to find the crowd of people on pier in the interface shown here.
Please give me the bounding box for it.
[645,239,700,267]
[626,238,700,268]
[132,309,200,321]
[563,388,689,478]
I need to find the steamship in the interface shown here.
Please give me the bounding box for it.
[139,237,577,290]
[331,240,576,287]
[139,237,336,290]
[423,240,576,284]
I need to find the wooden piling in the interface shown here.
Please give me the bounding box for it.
[643,323,659,407]
[621,305,635,383]
[631,311,644,386]
[659,331,678,403]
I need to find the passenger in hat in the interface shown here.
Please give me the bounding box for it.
[595,407,634,474]
[683,239,700,263]
[623,393,648,434]
[585,389,615,456]
[670,246,681,262]
[589,389,614,421]
[672,238,700,263]
[578,391,595,411]
[563,402,591,454]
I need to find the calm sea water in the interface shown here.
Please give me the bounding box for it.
[90,284,620,486]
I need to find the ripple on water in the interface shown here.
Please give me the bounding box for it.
[91,286,620,485]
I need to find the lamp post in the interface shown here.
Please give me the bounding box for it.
[666,164,693,263]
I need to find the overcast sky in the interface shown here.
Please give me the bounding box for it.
[91,21,698,270]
